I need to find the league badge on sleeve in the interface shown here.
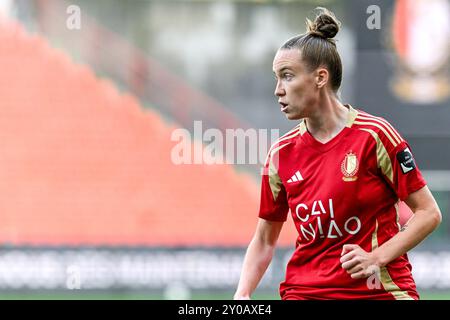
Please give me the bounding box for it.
[397,147,416,174]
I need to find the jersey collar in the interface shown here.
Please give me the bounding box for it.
[299,104,358,135]
[346,104,358,128]
[298,104,359,152]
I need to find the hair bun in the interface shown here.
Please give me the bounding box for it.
[307,7,341,39]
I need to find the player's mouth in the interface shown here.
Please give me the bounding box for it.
[279,102,289,113]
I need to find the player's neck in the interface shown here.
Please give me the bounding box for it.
[305,96,348,144]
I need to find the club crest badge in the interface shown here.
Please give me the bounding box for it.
[341,151,359,182]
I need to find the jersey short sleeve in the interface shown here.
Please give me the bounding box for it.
[258,146,289,222]
[386,140,426,201]
[354,112,427,202]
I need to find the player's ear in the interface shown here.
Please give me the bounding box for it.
[315,67,329,89]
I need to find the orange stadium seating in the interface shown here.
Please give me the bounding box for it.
[0,18,299,247]
[0,17,412,248]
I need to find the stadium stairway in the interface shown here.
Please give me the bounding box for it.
[0,17,299,247]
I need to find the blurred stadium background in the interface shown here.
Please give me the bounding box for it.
[0,0,449,300]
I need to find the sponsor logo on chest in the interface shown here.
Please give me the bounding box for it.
[295,198,362,242]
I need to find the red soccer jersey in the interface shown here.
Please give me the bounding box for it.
[259,104,426,300]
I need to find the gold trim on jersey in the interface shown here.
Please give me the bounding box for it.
[299,120,307,135]
[268,142,292,201]
[346,105,359,128]
[354,119,400,148]
[359,114,403,142]
[371,219,379,251]
[371,219,414,300]
[356,114,403,145]
[394,202,402,232]
[359,128,394,184]
[264,125,301,166]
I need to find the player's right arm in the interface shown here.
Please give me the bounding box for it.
[233,218,284,300]
[234,136,292,299]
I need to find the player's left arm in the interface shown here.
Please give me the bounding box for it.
[340,185,442,279]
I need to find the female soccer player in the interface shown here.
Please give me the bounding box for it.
[234,8,442,300]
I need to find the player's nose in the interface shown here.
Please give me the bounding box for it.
[274,81,285,97]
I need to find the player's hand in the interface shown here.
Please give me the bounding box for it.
[340,244,380,279]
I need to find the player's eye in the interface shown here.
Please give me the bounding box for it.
[282,73,294,81]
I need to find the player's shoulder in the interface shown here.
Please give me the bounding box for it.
[352,108,405,149]
[263,123,301,166]
[268,123,302,152]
